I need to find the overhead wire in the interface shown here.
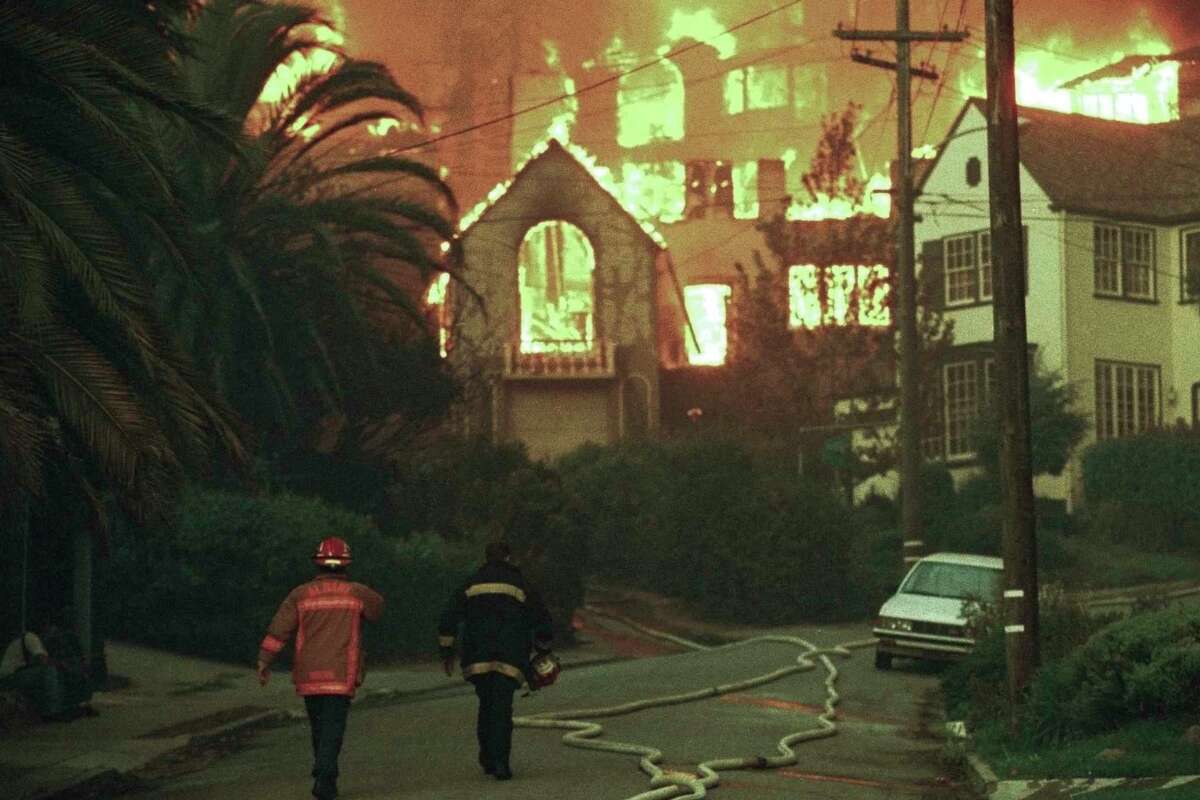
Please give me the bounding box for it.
[390,0,809,155]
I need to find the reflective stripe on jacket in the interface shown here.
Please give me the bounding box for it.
[438,561,553,683]
[258,574,384,696]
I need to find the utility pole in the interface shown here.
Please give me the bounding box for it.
[835,3,966,575]
[985,0,1039,730]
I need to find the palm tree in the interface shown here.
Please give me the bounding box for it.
[0,1,242,519]
[158,0,463,456]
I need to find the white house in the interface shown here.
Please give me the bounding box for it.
[912,98,1200,508]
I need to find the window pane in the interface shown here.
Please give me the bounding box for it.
[683,284,732,366]
[945,235,978,304]
[1094,225,1121,294]
[723,69,746,115]
[1136,366,1157,432]
[944,361,979,457]
[1116,364,1135,436]
[1095,362,1112,439]
[746,64,788,110]
[1185,232,1200,300]
[979,232,993,300]
[1121,228,1153,299]
[518,220,596,353]
[788,264,821,328]
[857,264,892,326]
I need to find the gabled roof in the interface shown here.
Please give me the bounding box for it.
[924,98,1200,224]
[457,138,667,249]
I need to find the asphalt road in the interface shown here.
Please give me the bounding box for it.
[123,620,974,800]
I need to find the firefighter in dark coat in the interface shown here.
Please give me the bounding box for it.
[439,541,553,781]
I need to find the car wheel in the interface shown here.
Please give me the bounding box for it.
[874,649,893,670]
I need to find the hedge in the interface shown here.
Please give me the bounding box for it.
[559,437,877,623]
[98,488,472,664]
[1082,431,1200,551]
[943,595,1200,744]
[1038,604,1200,739]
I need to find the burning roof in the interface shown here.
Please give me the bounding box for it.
[1061,44,1200,88]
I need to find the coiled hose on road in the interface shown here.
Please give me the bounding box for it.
[513,608,878,800]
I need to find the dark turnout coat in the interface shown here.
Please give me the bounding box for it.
[438,561,553,683]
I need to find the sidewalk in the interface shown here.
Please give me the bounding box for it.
[1,632,625,800]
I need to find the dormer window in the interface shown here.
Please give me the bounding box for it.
[518,220,596,353]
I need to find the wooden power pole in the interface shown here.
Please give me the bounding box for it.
[835,2,966,575]
[985,0,1040,726]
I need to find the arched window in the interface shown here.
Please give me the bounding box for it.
[518,220,596,353]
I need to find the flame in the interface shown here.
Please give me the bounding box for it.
[425,272,451,358]
[665,8,737,59]
[789,264,891,328]
[787,172,891,221]
[459,138,669,249]
[259,23,344,106]
[542,41,579,144]
[683,284,732,366]
[955,22,1179,125]
[617,58,685,148]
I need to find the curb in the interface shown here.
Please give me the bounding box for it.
[184,707,293,746]
[965,752,998,796]
[17,767,119,800]
[962,749,1200,798]
[22,707,295,800]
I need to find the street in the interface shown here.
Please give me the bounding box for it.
[123,616,972,799]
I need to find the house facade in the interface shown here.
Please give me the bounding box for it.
[913,98,1200,507]
[448,140,679,461]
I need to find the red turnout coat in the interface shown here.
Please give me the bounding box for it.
[258,573,383,696]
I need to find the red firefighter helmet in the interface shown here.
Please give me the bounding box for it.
[313,537,352,567]
[528,651,561,689]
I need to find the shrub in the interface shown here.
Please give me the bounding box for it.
[560,437,872,624]
[941,583,1115,729]
[1081,431,1200,551]
[99,488,471,664]
[389,436,589,639]
[1048,604,1200,736]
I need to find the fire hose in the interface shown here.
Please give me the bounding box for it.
[513,607,878,799]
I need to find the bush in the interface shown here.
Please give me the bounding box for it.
[1047,604,1200,737]
[388,436,589,639]
[560,437,874,623]
[1081,431,1200,551]
[99,488,471,664]
[945,593,1200,745]
[941,583,1115,729]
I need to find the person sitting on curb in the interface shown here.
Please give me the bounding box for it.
[0,616,96,722]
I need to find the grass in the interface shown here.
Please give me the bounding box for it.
[1081,788,1200,799]
[974,717,1200,780]
[1052,535,1200,590]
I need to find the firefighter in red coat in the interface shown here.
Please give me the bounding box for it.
[257,537,383,800]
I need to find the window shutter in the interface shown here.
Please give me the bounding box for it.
[921,238,945,310]
[1022,225,1029,296]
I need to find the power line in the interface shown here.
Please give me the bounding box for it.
[391,0,808,155]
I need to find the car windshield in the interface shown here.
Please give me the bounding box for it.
[900,562,1001,600]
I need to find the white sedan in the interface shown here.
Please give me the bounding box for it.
[872,552,1003,669]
